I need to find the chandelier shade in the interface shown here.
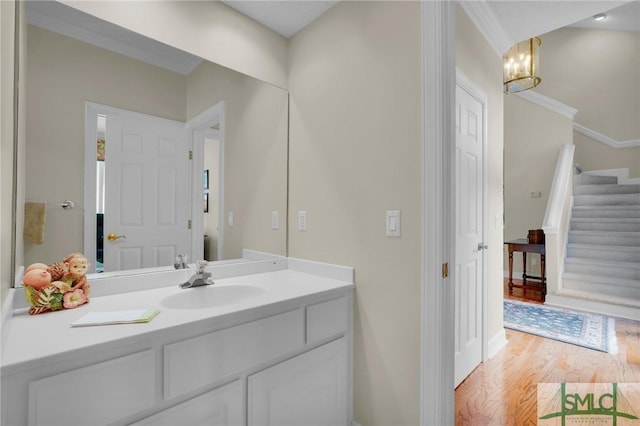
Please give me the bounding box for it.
[503,37,541,94]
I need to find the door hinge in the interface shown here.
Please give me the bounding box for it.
[442,262,449,278]
[188,150,193,160]
[188,220,192,229]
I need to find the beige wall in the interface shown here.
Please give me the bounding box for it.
[538,27,640,177]
[573,133,640,177]
[186,61,288,259]
[288,2,422,424]
[455,6,506,347]
[503,95,574,275]
[59,0,288,89]
[24,25,186,266]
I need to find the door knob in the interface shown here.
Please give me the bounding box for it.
[477,243,488,251]
[107,233,126,241]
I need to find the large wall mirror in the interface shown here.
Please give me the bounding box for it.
[19,1,288,278]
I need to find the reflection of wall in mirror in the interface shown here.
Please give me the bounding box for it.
[186,60,288,260]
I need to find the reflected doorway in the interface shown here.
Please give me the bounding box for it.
[203,133,221,261]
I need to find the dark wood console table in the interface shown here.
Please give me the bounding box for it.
[505,238,546,300]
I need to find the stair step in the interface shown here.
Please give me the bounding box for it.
[568,230,640,247]
[574,193,640,206]
[554,287,640,310]
[565,258,640,280]
[574,174,618,185]
[567,244,640,263]
[563,272,640,300]
[573,183,640,195]
[571,205,640,218]
[570,218,640,232]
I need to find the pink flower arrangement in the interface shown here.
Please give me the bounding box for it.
[22,253,91,315]
[63,289,87,309]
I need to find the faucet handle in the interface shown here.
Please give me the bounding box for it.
[195,259,208,273]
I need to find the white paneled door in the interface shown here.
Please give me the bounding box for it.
[454,80,485,387]
[104,110,190,272]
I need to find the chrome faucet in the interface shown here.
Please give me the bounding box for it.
[174,254,188,270]
[180,260,214,289]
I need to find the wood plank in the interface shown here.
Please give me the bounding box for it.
[454,280,640,425]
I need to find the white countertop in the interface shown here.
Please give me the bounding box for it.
[2,267,353,375]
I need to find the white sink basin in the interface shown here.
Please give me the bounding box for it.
[160,285,265,310]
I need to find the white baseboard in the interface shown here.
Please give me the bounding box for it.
[487,328,508,359]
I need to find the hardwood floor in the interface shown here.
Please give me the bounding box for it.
[454,279,640,425]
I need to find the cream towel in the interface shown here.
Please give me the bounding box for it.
[24,202,46,244]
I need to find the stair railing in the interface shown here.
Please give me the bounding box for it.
[542,144,575,297]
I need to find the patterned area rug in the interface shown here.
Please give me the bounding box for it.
[503,300,618,353]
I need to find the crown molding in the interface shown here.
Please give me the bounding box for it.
[458,1,512,56]
[26,3,203,75]
[573,123,640,148]
[515,90,578,120]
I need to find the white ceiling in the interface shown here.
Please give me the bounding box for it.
[567,1,640,32]
[221,1,338,38]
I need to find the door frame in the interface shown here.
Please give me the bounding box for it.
[455,68,490,365]
[186,101,225,262]
[420,2,456,424]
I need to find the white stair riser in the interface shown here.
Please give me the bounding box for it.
[564,262,640,280]
[570,221,640,232]
[574,193,640,206]
[563,277,640,300]
[574,175,618,185]
[574,184,640,195]
[568,232,640,246]
[572,207,640,219]
[567,248,640,263]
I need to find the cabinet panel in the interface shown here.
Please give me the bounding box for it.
[248,338,348,426]
[306,296,348,344]
[28,350,155,426]
[131,380,242,426]
[164,309,304,399]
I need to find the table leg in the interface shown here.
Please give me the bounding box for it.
[541,253,546,297]
[508,248,514,294]
[522,252,527,283]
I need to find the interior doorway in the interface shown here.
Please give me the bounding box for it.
[203,133,221,261]
[187,101,225,262]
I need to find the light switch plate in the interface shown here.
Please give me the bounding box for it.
[271,211,279,230]
[386,210,401,237]
[298,211,307,231]
[228,211,234,227]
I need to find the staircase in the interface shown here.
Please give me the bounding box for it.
[563,173,640,307]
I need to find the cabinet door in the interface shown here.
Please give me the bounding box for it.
[131,380,242,426]
[248,338,348,426]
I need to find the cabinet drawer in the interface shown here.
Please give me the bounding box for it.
[164,309,304,399]
[306,296,348,344]
[131,380,242,426]
[28,350,155,426]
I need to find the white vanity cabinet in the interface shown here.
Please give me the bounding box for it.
[248,337,348,426]
[2,286,352,426]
